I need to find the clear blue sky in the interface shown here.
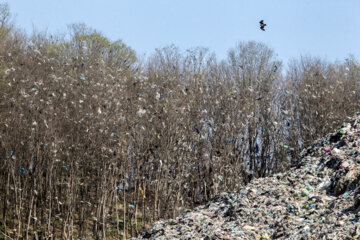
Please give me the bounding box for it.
[6,0,360,67]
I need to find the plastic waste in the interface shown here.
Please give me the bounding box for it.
[132,114,360,240]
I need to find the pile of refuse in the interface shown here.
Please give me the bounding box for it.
[133,114,360,239]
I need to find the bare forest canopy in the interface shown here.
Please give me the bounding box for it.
[0,3,359,239]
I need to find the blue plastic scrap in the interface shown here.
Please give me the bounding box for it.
[194,126,200,134]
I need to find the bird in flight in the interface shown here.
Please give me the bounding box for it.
[259,20,266,31]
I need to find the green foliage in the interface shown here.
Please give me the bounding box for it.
[75,32,111,50]
[69,24,137,68]
[108,39,137,67]
[44,42,62,57]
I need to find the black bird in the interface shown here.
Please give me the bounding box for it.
[273,65,278,72]
[259,20,266,31]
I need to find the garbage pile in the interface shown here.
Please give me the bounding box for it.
[133,114,360,239]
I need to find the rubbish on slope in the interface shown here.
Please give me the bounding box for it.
[132,113,360,239]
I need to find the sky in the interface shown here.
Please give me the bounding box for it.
[6,0,360,68]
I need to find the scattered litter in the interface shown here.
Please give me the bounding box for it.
[137,108,146,117]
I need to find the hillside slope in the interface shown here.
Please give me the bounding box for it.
[133,113,360,239]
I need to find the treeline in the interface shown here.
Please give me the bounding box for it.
[0,3,359,239]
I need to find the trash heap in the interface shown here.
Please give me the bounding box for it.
[133,114,360,239]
